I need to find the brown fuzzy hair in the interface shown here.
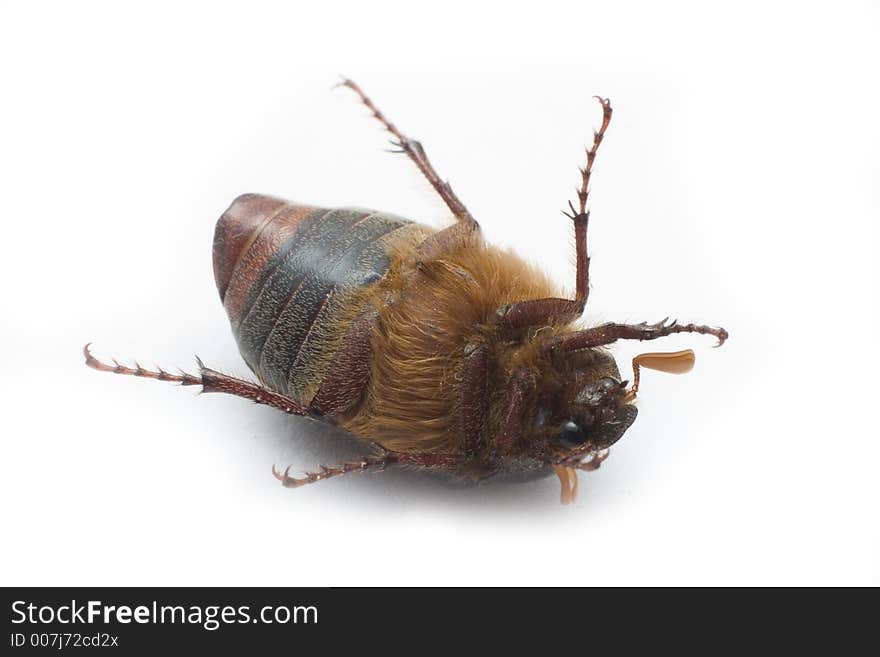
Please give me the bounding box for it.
[341,230,581,455]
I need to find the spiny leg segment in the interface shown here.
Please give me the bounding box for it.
[83,343,309,416]
[565,97,614,218]
[336,77,476,227]
[563,95,613,308]
[273,457,391,489]
[272,452,459,489]
[495,96,613,331]
[551,318,729,352]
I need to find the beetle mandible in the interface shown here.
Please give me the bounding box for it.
[85,79,728,504]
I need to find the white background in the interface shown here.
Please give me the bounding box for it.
[1,1,876,586]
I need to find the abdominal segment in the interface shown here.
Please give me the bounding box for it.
[213,193,428,404]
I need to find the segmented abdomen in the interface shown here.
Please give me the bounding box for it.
[213,194,429,403]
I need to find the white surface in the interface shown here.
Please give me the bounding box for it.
[1,1,876,586]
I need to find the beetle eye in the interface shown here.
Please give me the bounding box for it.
[558,420,588,449]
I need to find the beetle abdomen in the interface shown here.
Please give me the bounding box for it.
[213,194,429,402]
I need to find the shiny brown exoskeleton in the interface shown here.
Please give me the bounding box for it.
[85,79,728,504]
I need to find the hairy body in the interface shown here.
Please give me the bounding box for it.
[345,226,562,455]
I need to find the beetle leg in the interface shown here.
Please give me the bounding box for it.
[336,78,478,229]
[566,96,613,220]
[493,367,533,458]
[272,456,389,488]
[550,318,729,352]
[460,342,489,458]
[495,296,586,332]
[83,343,310,416]
[272,451,460,489]
[495,97,612,332]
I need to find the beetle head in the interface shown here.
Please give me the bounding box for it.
[532,349,637,463]
[520,345,698,502]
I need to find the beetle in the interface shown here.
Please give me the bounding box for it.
[85,78,728,504]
